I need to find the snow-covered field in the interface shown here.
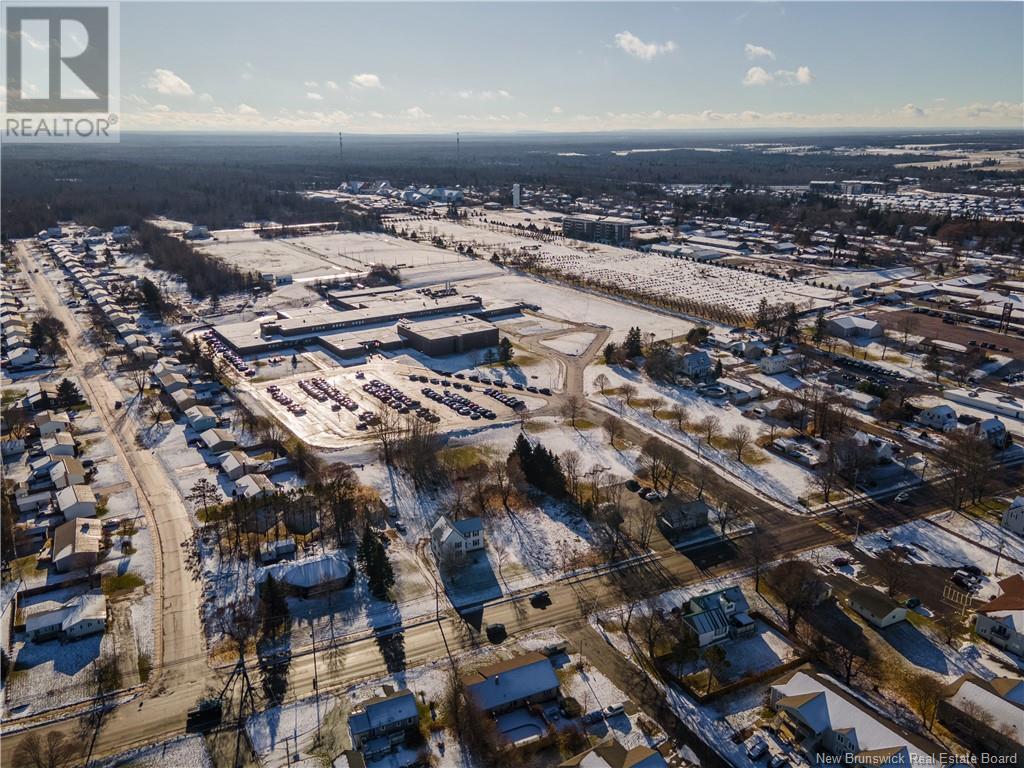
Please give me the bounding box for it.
[539,331,597,357]
[390,217,839,320]
[585,364,816,509]
[99,735,212,768]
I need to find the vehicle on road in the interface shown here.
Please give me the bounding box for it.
[603,704,625,717]
[485,623,507,642]
[530,590,551,607]
[893,491,911,503]
[768,755,789,768]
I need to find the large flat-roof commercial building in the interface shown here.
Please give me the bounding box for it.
[562,214,642,243]
[397,315,498,356]
[211,289,518,357]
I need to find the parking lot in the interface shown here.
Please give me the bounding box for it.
[872,308,1024,357]
[244,359,547,448]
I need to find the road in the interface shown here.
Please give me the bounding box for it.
[7,243,209,747]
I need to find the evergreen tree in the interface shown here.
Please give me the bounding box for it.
[498,337,514,363]
[812,309,827,345]
[624,327,644,358]
[56,378,83,409]
[602,342,618,364]
[755,298,771,332]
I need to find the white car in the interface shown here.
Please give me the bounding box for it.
[747,738,769,760]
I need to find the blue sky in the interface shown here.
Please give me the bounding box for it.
[120,2,1024,131]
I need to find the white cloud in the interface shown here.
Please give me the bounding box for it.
[350,73,382,89]
[457,89,512,101]
[741,110,763,121]
[237,103,259,115]
[777,66,814,85]
[405,106,429,119]
[146,69,193,96]
[902,103,926,117]
[613,31,676,61]
[303,80,318,88]
[306,92,323,101]
[552,106,563,114]
[325,80,339,90]
[743,66,774,86]
[744,43,775,60]
[151,104,170,112]
[745,65,813,87]
[198,93,214,104]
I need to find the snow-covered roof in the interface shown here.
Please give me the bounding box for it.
[348,688,418,737]
[945,676,1023,746]
[772,671,930,763]
[462,652,559,712]
[56,484,96,510]
[255,550,351,590]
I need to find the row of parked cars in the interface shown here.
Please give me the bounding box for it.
[482,387,527,412]
[829,352,917,384]
[421,387,496,420]
[299,377,360,414]
[201,330,255,377]
[363,379,440,423]
[267,384,306,416]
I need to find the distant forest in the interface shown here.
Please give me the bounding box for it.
[2,129,1022,238]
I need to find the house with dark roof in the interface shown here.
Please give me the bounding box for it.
[679,585,755,647]
[347,686,419,759]
[461,652,560,716]
[938,674,1023,759]
[430,514,484,563]
[975,574,1024,655]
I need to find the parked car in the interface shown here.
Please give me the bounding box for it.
[747,738,769,760]
[603,704,624,717]
[625,479,641,492]
[905,597,922,609]
[768,755,789,768]
[893,491,911,503]
[530,590,551,607]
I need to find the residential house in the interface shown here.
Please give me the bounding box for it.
[254,551,352,598]
[157,371,190,394]
[35,410,71,436]
[430,515,484,562]
[200,428,236,453]
[718,377,762,404]
[679,585,756,647]
[461,652,560,716]
[220,450,257,481]
[826,315,883,339]
[41,432,76,457]
[769,669,937,765]
[972,417,1010,449]
[559,738,668,768]
[680,350,712,380]
[50,457,87,489]
[25,593,107,642]
[975,574,1024,655]
[234,473,276,500]
[938,674,1023,759]
[917,404,957,433]
[849,587,907,629]
[52,517,102,572]
[1002,496,1024,536]
[7,345,39,368]
[759,353,801,375]
[657,497,710,539]
[347,687,419,759]
[171,388,197,411]
[850,431,895,464]
[185,405,217,433]
[56,484,97,520]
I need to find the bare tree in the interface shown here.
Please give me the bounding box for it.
[603,415,624,448]
[12,731,80,768]
[877,549,909,597]
[639,437,671,491]
[593,372,610,394]
[727,423,754,463]
[620,382,637,408]
[372,407,402,465]
[125,364,150,400]
[562,450,583,506]
[648,396,665,418]
[766,560,827,633]
[904,672,944,731]
[667,403,688,432]
[561,394,584,428]
[697,414,721,445]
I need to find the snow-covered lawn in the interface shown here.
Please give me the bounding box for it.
[540,331,597,357]
[247,694,338,765]
[671,621,799,684]
[585,364,816,508]
[99,735,212,768]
